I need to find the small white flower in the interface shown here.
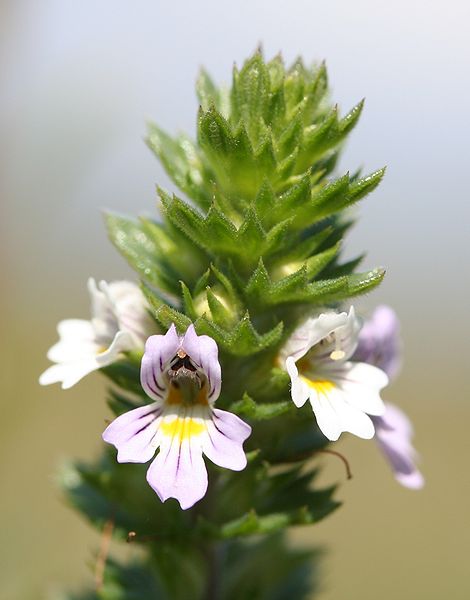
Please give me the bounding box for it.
[281,307,388,441]
[39,278,155,389]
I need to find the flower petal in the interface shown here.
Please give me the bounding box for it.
[140,325,180,400]
[286,357,309,407]
[88,278,119,344]
[328,362,388,416]
[309,386,375,440]
[309,306,361,363]
[281,310,349,362]
[96,330,134,366]
[202,409,251,470]
[39,330,131,389]
[102,280,155,347]
[181,324,221,402]
[354,305,402,380]
[373,404,424,489]
[146,436,208,510]
[47,319,97,363]
[103,402,161,463]
[309,393,343,441]
[39,358,101,389]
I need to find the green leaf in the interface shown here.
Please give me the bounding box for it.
[159,189,207,249]
[180,281,198,320]
[339,98,364,136]
[348,167,386,201]
[231,52,270,144]
[154,304,192,332]
[146,124,209,208]
[105,213,177,294]
[344,267,385,296]
[195,313,283,356]
[196,68,221,112]
[230,393,292,420]
[304,242,341,278]
[198,105,236,158]
[101,361,144,396]
[206,287,234,327]
[245,259,271,299]
[277,113,303,158]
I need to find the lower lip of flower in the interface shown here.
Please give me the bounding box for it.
[300,376,336,395]
[160,416,206,442]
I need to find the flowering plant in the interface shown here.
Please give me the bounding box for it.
[41,52,422,598]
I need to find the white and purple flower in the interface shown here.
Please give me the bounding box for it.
[354,305,424,489]
[281,307,388,441]
[39,278,155,389]
[102,324,252,510]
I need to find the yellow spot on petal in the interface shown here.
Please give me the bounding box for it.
[330,349,345,361]
[161,417,206,442]
[300,376,336,395]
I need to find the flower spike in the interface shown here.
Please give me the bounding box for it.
[103,324,251,509]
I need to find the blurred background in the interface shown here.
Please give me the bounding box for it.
[1,0,469,598]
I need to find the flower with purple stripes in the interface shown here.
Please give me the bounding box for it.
[39,278,155,389]
[102,324,252,510]
[354,305,424,489]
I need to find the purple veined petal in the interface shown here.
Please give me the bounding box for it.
[354,305,402,380]
[331,306,362,361]
[146,434,208,510]
[181,324,221,402]
[202,409,251,471]
[374,402,413,437]
[282,310,349,362]
[140,325,180,400]
[325,361,388,416]
[309,307,361,364]
[373,403,424,490]
[103,402,162,463]
[144,405,213,509]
